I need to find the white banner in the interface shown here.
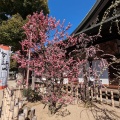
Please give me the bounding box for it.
[0,45,11,90]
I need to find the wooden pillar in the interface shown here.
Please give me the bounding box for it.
[13,105,19,119]
[5,100,8,114]
[19,102,23,109]
[3,97,7,107]
[2,99,6,120]
[1,113,4,120]
[15,98,19,105]
[18,113,25,120]
[32,116,37,120]
[17,90,19,98]
[18,88,20,99]
[111,91,114,107]
[105,89,108,104]
[14,90,17,98]
[32,73,35,90]
[23,107,28,118]
[10,100,15,110]
[67,85,71,96]
[3,89,6,98]
[8,96,12,105]
[12,95,15,101]
[100,89,102,103]
[6,91,9,100]
[4,115,8,120]
[66,84,68,95]
[95,87,98,101]
[90,88,93,100]
[118,89,120,107]
[9,90,12,97]
[76,86,78,100]
[18,86,22,99]
[30,108,35,118]
[6,104,10,118]
[9,110,14,120]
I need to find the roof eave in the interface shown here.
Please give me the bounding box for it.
[71,0,109,35]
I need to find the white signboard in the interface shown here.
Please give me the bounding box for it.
[0,45,11,90]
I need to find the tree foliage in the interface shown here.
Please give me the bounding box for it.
[0,0,49,52]
[0,14,25,51]
[10,56,17,70]
[0,0,49,20]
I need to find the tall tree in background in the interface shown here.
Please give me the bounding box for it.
[0,14,25,51]
[0,0,49,20]
[0,0,49,52]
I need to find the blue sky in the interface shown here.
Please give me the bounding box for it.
[48,0,96,34]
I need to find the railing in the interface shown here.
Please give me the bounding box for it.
[1,86,37,120]
[54,84,120,107]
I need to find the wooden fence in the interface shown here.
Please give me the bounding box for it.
[1,86,37,120]
[58,84,120,107]
[1,84,119,120]
[88,88,120,107]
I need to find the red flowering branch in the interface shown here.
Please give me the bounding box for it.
[13,11,109,107]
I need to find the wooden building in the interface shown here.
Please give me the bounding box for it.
[72,0,120,87]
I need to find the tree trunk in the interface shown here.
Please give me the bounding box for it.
[32,71,35,90]
[83,64,90,102]
[47,78,56,115]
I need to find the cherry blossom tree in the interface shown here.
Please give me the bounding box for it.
[13,11,108,112]
[13,11,82,85]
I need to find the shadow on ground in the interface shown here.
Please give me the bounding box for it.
[80,103,120,120]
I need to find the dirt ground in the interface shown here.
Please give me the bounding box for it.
[25,101,120,120]
[1,80,120,120]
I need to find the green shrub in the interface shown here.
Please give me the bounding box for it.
[22,87,41,102]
